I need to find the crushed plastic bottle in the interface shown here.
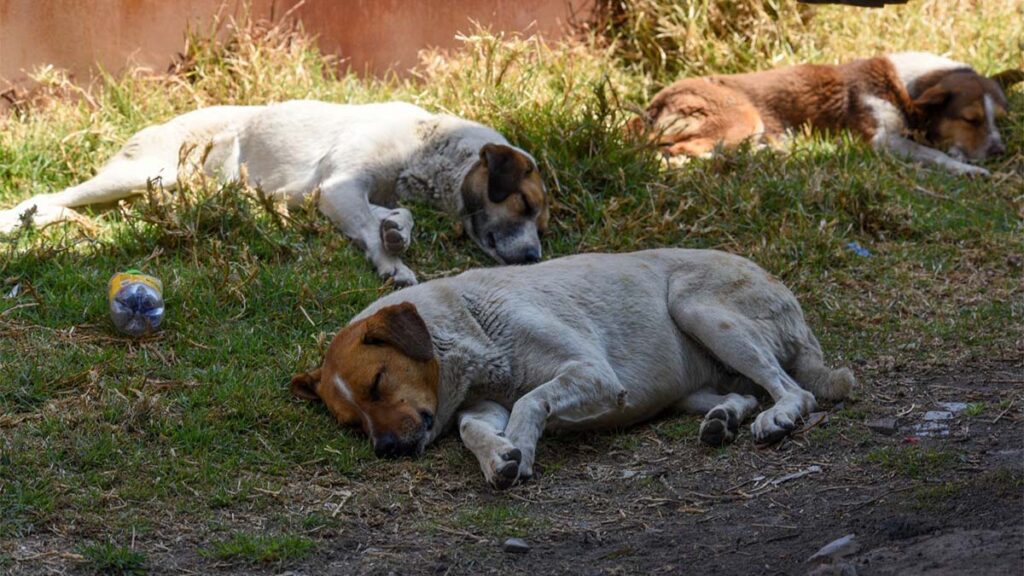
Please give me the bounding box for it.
[108,270,164,337]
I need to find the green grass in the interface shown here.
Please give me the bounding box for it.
[452,504,541,538]
[910,481,966,511]
[0,1,1021,569]
[867,446,960,480]
[964,402,986,417]
[203,533,314,565]
[655,415,702,441]
[78,542,148,575]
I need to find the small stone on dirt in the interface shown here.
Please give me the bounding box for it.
[808,533,859,564]
[866,417,898,436]
[502,537,530,554]
[937,402,968,413]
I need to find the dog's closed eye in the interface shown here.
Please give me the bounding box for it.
[370,371,384,402]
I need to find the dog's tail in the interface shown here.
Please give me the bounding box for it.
[792,339,856,401]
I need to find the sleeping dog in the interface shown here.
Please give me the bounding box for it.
[291,249,854,488]
[635,52,1021,176]
[0,100,549,285]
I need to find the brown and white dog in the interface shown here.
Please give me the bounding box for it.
[0,101,549,285]
[636,52,1021,176]
[291,249,853,488]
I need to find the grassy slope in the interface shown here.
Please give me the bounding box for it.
[1,1,1022,569]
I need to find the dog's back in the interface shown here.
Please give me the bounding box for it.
[364,249,846,427]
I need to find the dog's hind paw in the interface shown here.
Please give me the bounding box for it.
[379,210,413,256]
[487,448,523,490]
[699,407,739,447]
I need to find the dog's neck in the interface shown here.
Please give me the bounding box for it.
[395,115,508,217]
[418,287,514,443]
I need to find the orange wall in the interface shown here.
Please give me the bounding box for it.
[0,0,591,88]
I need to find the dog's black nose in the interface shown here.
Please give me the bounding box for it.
[522,248,541,264]
[989,141,1005,157]
[374,432,399,458]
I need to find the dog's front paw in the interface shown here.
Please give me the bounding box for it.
[390,265,417,288]
[379,212,412,256]
[958,164,990,177]
[378,262,417,287]
[751,389,816,444]
[947,161,990,177]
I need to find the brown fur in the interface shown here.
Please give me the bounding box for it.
[290,303,439,449]
[461,145,549,258]
[909,69,1008,158]
[639,56,1009,159]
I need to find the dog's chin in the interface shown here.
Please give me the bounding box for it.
[473,238,507,264]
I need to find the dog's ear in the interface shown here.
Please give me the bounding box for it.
[290,368,322,401]
[991,69,1024,90]
[363,303,433,362]
[480,144,520,204]
[914,84,951,111]
[625,114,649,137]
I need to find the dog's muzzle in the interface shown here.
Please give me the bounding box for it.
[372,410,434,458]
[373,432,420,458]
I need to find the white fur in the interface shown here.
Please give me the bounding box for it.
[983,94,1003,155]
[354,249,854,487]
[887,52,966,94]
[333,374,375,437]
[0,100,531,286]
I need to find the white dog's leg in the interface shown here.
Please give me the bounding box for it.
[369,205,414,257]
[875,133,990,176]
[679,388,759,447]
[318,175,417,286]
[0,157,177,234]
[503,360,625,484]
[457,401,521,489]
[672,306,816,444]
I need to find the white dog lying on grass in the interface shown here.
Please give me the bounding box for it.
[0,100,550,286]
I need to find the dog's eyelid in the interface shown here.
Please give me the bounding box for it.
[369,371,384,402]
[521,194,536,216]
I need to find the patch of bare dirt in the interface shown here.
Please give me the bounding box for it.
[5,360,1022,575]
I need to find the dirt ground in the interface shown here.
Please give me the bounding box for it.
[8,358,1023,575]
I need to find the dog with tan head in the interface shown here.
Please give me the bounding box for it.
[0,100,549,285]
[634,52,1020,176]
[292,249,854,487]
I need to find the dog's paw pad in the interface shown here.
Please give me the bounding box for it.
[497,459,519,481]
[501,448,522,465]
[380,219,409,256]
[699,418,728,446]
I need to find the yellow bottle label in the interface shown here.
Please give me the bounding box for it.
[108,272,163,302]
